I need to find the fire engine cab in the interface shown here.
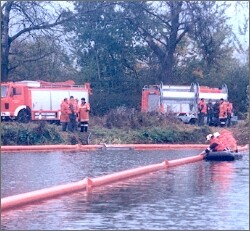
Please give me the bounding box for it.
[1,80,91,123]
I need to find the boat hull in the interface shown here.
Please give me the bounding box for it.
[204,151,243,161]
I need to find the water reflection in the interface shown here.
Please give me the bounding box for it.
[1,149,249,230]
[209,162,235,192]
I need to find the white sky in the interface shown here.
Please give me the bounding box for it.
[225,1,249,44]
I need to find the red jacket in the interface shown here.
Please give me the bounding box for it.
[198,100,207,114]
[219,101,227,118]
[60,100,70,122]
[218,129,237,152]
[69,99,79,115]
[78,102,90,122]
[209,137,226,151]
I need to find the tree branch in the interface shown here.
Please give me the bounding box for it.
[9,51,53,72]
[9,13,75,43]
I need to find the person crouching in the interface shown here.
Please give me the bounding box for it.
[205,132,227,154]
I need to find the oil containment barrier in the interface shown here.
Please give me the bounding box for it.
[1,144,210,153]
[1,144,248,211]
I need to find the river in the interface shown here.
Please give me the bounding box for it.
[1,149,249,230]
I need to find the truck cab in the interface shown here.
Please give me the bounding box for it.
[1,82,31,122]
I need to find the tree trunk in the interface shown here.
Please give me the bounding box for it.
[160,53,175,84]
[1,2,13,82]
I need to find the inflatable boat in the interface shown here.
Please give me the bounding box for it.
[204,151,243,161]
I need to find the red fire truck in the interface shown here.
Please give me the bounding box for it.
[1,80,91,123]
[141,82,230,124]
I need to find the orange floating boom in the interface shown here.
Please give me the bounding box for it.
[167,154,204,167]
[89,161,169,188]
[1,144,208,153]
[2,144,248,153]
[1,153,206,211]
[1,180,87,211]
[1,144,248,211]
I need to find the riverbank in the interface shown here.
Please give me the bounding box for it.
[1,114,248,146]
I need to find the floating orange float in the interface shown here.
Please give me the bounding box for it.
[1,144,248,211]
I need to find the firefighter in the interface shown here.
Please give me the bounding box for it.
[226,100,233,127]
[60,98,70,131]
[213,100,220,127]
[68,96,78,132]
[206,99,213,126]
[198,98,207,126]
[205,132,227,153]
[219,98,227,127]
[78,97,90,132]
[218,129,238,152]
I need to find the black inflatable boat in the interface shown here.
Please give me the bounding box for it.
[204,151,243,161]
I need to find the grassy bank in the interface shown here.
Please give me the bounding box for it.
[1,109,249,146]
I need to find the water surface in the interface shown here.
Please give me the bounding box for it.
[1,149,249,230]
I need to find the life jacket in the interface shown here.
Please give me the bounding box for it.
[219,129,237,152]
[60,100,70,122]
[209,137,226,151]
[198,100,207,113]
[219,101,227,118]
[69,99,78,115]
[78,102,90,122]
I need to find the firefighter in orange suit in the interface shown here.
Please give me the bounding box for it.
[60,98,70,131]
[205,132,227,153]
[219,98,227,127]
[68,96,78,132]
[198,98,207,126]
[226,100,233,127]
[218,129,238,152]
[78,98,90,132]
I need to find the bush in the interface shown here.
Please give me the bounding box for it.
[105,107,181,129]
[1,122,64,145]
[135,126,212,144]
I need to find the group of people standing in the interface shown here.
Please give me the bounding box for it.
[60,96,90,132]
[198,98,233,127]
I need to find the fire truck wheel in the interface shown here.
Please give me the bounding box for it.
[17,109,31,123]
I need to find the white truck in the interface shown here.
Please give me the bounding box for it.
[141,82,230,124]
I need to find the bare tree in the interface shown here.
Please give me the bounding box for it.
[1,1,74,82]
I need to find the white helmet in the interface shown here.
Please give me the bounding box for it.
[213,132,220,138]
[206,134,213,141]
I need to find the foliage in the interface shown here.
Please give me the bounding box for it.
[1,1,74,81]
[1,1,249,117]
[229,119,249,145]
[8,36,78,81]
[89,80,143,116]
[118,1,234,83]
[0,121,63,145]
[136,126,211,144]
[1,110,249,146]
[104,107,181,129]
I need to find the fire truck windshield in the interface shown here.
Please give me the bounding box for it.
[1,86,8,97]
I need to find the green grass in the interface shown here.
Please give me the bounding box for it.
[1,109,248,145]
